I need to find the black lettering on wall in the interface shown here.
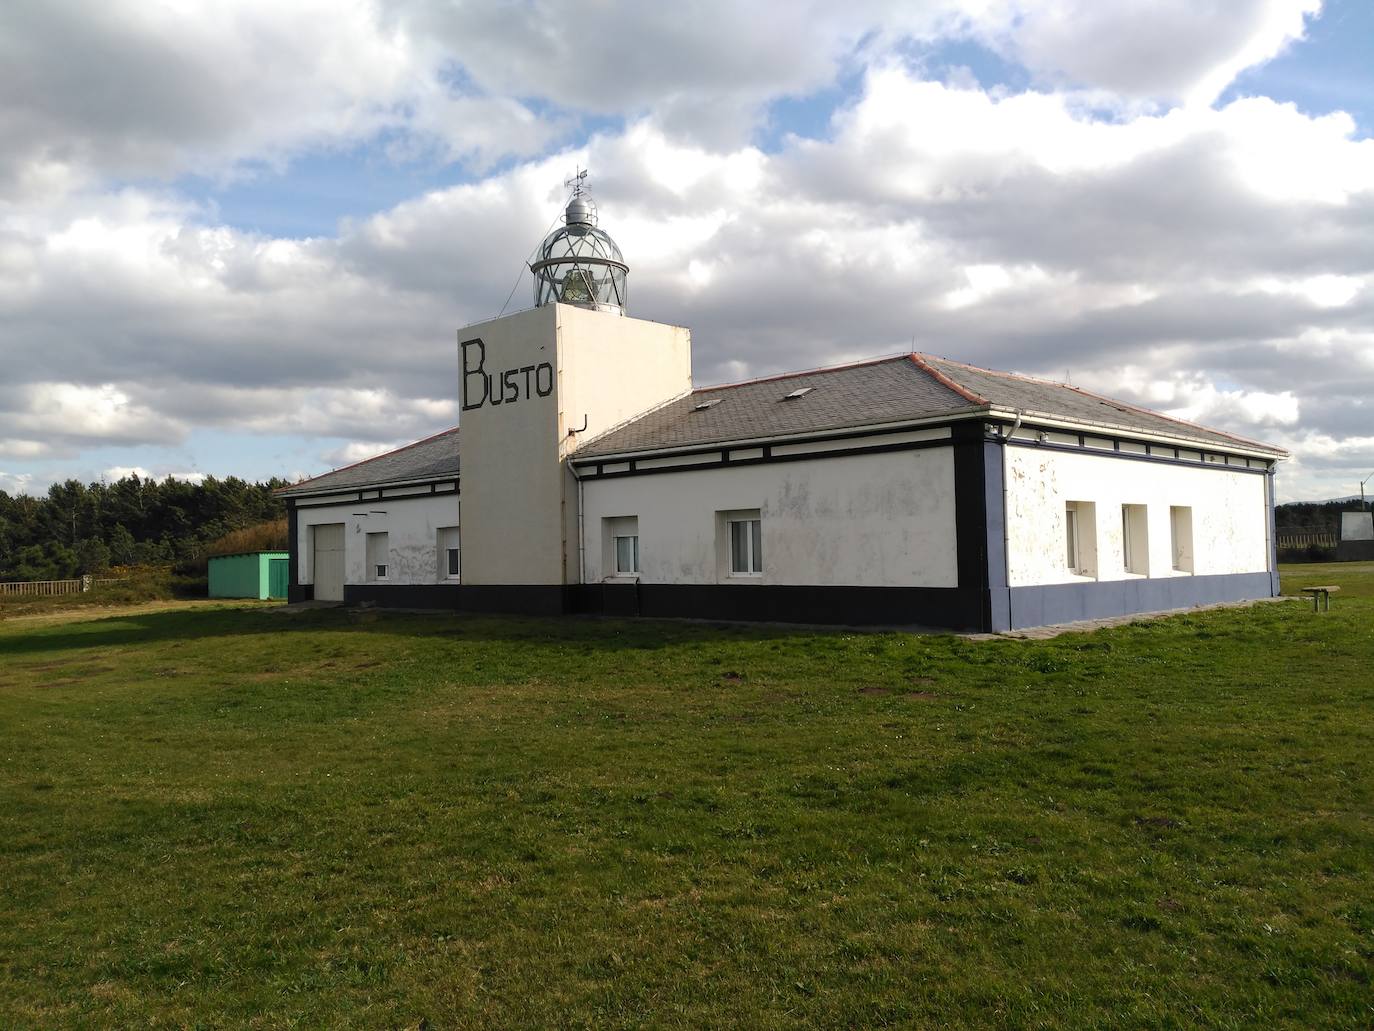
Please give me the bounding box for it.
[460,338,488,411]
[460,339,556,411]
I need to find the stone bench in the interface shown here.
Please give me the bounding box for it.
[1300,585,1340,612]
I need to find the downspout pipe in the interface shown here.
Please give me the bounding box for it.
[1000,411,1022,627]
[566,456,587,588]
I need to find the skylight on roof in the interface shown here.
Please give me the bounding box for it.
[781,386,814,400]
[693,398,722,411]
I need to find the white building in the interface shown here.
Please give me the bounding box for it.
[281,186,1286,632]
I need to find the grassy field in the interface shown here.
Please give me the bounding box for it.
[1,567,1370,1028]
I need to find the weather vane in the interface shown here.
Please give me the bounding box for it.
[565,167,589,197]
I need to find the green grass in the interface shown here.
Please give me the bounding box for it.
[0,567,1371,1028]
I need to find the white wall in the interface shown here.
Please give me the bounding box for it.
[457,303,691,586]
[581,447,958,587]
[1004,447,1269,587]
[295,491,459,587]
[457,305,563,586]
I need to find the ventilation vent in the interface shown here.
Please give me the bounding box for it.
[781,387,814,401]
[693,398,722,411]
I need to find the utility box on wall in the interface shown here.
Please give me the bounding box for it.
[208,551,290,600]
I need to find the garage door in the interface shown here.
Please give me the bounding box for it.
[312,523,345,601]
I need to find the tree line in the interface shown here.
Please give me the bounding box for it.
[1274,499,1370,533]
[0,475,288,582]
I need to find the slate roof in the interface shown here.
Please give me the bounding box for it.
[918,355,1286,455]
[279,354,1283,495]
[277,426,460,497]
[575,354,1286,459]
[575,357,977,459]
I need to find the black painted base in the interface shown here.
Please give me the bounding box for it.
[344,584,463,608]
[297,571,1276,633]
[578,583,979,629]
[1003,572,1275,631]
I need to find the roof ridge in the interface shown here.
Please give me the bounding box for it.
[920,353,1069,389]
[279,425,460,492]
[921,353,1283,454]
[692,353,911,394]
[909,353,990,405]
[1059,382,1283,453]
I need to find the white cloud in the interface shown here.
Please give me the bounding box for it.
[0,382,184,456]
[0,470,35,494]
[102,465,151,481]
[321,440,410,468]
[965,0,1320,105]
[101,466,205,485]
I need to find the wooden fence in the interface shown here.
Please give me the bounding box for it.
[0,576,127,597]
[1276,530,1337,550]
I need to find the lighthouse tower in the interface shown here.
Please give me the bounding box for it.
[456,175,693,607]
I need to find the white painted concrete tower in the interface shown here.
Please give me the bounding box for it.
[458,191,691,589]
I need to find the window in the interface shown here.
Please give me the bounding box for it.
[1066,503,1080,570]
[1065,501,1097,577]
[366,531,389,581]
[1170,506,1193,573]
[437,526,460,581]
[728,511,763,575]
[602,516,639,578]
[1121,504,1148,575]
[615,533,639,574]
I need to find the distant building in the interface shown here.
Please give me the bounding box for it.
[279,183,1286,631]
[208,551,290,600]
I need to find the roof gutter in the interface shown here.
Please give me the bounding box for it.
[569,406,991,465]
[986,408,1287,461]
[278,473,461,501]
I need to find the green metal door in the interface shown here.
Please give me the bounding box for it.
[267,558,289,600]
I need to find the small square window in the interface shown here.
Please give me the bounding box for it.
[728,513,762,575]
[1122,504,1149,575]
[614,534,639,574]
[437,526,460,581]
[1065,501,1097,577]
[1170,506,1193,573]
[366,531,389,582]
[602,516,639,578]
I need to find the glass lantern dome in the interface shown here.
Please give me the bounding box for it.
[530,190,628,315]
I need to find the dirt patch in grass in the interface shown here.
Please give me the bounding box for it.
[1135,815,1180,829]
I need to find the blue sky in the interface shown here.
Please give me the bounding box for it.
[2,0,1371,501]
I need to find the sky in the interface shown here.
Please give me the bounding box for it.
[1,0,1371,503]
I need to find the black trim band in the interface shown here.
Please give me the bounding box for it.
[583,435,956,480]
[1004,437,1270,475]
[295,486,459,511]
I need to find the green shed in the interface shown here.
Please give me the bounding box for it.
[208,551,290,600]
